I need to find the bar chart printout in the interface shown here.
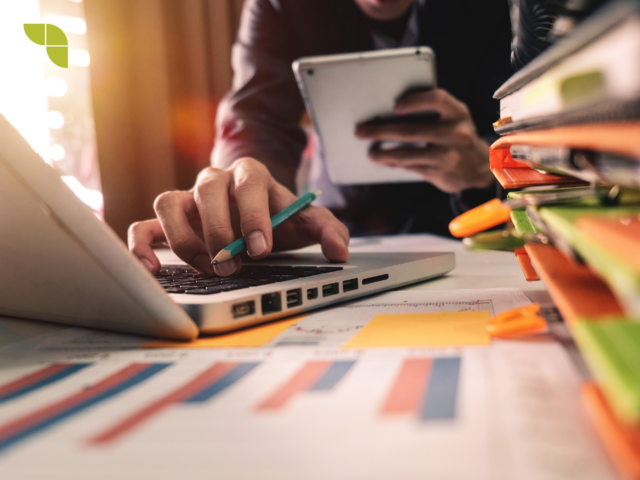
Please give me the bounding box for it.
[88,362,259,445]
[0,363,170,453]
[381,357,461,422]
[256,361,356,411]
[0,363,90,404]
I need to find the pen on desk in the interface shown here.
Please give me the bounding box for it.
[211,189,322,265]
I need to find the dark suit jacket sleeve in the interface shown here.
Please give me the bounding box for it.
[212,0,307,191]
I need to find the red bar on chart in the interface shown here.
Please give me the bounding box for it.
[380,358,432,414]
[87,362,237,445]
[0,364,70,398]
[0,364,89,403]
[0,363,168,452]
[255,361,332,411]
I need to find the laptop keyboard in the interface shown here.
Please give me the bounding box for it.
[155,265,344,295]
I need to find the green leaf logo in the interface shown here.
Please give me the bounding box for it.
[24,24,68,68]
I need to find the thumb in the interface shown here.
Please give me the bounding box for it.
[319,223,349,262]
[268,183,350,262]
[295,206,350,262]
[128,219,165,274]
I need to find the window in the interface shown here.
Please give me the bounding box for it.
[0,0,103,214]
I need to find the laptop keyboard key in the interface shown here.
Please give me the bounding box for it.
[157,264,343,295]
[165,287,187,294]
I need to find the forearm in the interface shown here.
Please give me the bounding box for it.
[212,2,307,192]
[212,114,307,192]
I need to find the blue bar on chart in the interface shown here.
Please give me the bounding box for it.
[256,360,356,411]
[88,362,260,445]
[184,363,259,403]
[381,357,461,422]
[420,357,461,421]
[0,363,91,404]
[0,363,170,453]
[308,361,356,391]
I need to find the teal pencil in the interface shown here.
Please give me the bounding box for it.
[211,189,322,265]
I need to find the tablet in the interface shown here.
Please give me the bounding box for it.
[293,47,437,185]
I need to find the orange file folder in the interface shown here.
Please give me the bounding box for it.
[493,167,585,189]
[582,383,640,480]
[514,247,539,281]
[524,243,624,326]
[576,216,640,275]
[489,147,584,189]
[492,122,640,159]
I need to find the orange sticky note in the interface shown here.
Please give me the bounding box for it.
[342,311,491,348]
[143,316,303,348]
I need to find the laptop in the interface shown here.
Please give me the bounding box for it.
[0,114,454,340]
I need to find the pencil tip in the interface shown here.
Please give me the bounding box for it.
[211,260,218,265]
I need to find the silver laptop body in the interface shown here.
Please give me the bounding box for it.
[0,114,454,340]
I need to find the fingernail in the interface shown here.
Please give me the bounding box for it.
[194,254,214,274]
[141,258,153,272]
[247,230,267,257]
[215,257,240,277]
[338,235,349,248]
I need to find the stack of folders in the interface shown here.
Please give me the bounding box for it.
[490,1,640,477]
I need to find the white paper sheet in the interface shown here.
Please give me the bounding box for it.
[0,289,618,480]
[0,344,616,480]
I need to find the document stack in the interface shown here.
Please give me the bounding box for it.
[454,0,640,477]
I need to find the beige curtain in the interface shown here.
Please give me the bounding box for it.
[85,0,244,239]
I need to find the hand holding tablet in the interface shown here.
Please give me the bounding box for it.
[356,87,495,193]
[293,47,494,192]
[293,47,437,185]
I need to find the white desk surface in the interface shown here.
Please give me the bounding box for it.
[0,235,620,480]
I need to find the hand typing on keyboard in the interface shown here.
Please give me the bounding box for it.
[128,158,350,277]
[156,265,343,295]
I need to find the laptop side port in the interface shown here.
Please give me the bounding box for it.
[322,282,339,297]
[362,274,389,285]
[232,301,255,318]
[286,289,302,308]
[343,278,358,292]
[261,292,282,314]
[307,287,318,300]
